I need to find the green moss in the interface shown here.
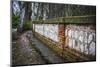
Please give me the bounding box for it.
[33,32,79,62]
[63,15,96,23]
[23,21,32,30]
[12,15,20,28]
[33,31,95,62]
[32,15,96,24]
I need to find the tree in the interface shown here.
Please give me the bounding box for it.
[13,1,32,32]
[12,1,96,31]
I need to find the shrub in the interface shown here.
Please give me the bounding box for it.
[23,21,32,30]
[12,15,20,28]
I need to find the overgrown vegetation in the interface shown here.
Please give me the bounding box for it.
[12,14,20,28]
[23,21,32,30]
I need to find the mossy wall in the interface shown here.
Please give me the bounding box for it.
[65,24,96,56]
[32,15,96,61]
[33,31,95,62]
[33,15,96,24]
[33,24,59,42]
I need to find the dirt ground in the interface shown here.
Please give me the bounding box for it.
[12,31,46,66]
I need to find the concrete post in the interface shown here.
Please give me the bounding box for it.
[58,24,65,57]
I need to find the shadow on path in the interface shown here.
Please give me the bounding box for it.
[12,31,67,66]
[12,31,46,66]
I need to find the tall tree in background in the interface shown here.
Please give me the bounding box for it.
[17,1,25,32]
[12,1,32,32]
[24,2,32,21]
[12,1,96,31]
[12,1,20,29]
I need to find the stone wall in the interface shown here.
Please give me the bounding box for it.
[58,24,65,49]
[65,24,96,55]
[33,24,96,56]
[33,24,59,42]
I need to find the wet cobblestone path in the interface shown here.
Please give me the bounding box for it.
[12,31,46,66]
[12,31,67,66]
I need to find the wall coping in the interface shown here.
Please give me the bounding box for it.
[32,15,96,24]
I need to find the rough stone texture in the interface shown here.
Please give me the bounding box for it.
[33,24,96,56]
[33,24,58,42]
[65,24,96,55]
[58,24,65,49]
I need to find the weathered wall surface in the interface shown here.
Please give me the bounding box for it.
[33,24,59,42]
[33,24,96,56]
[58,24,65,48]
[65,24,96,55]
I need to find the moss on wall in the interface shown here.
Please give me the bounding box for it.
[33,31,95,62]
[33,15,96,24]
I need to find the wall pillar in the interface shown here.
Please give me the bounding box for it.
[58,24,65,56]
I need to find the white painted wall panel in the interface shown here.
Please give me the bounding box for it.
[34,24,59,42]
[65,24,96,56]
